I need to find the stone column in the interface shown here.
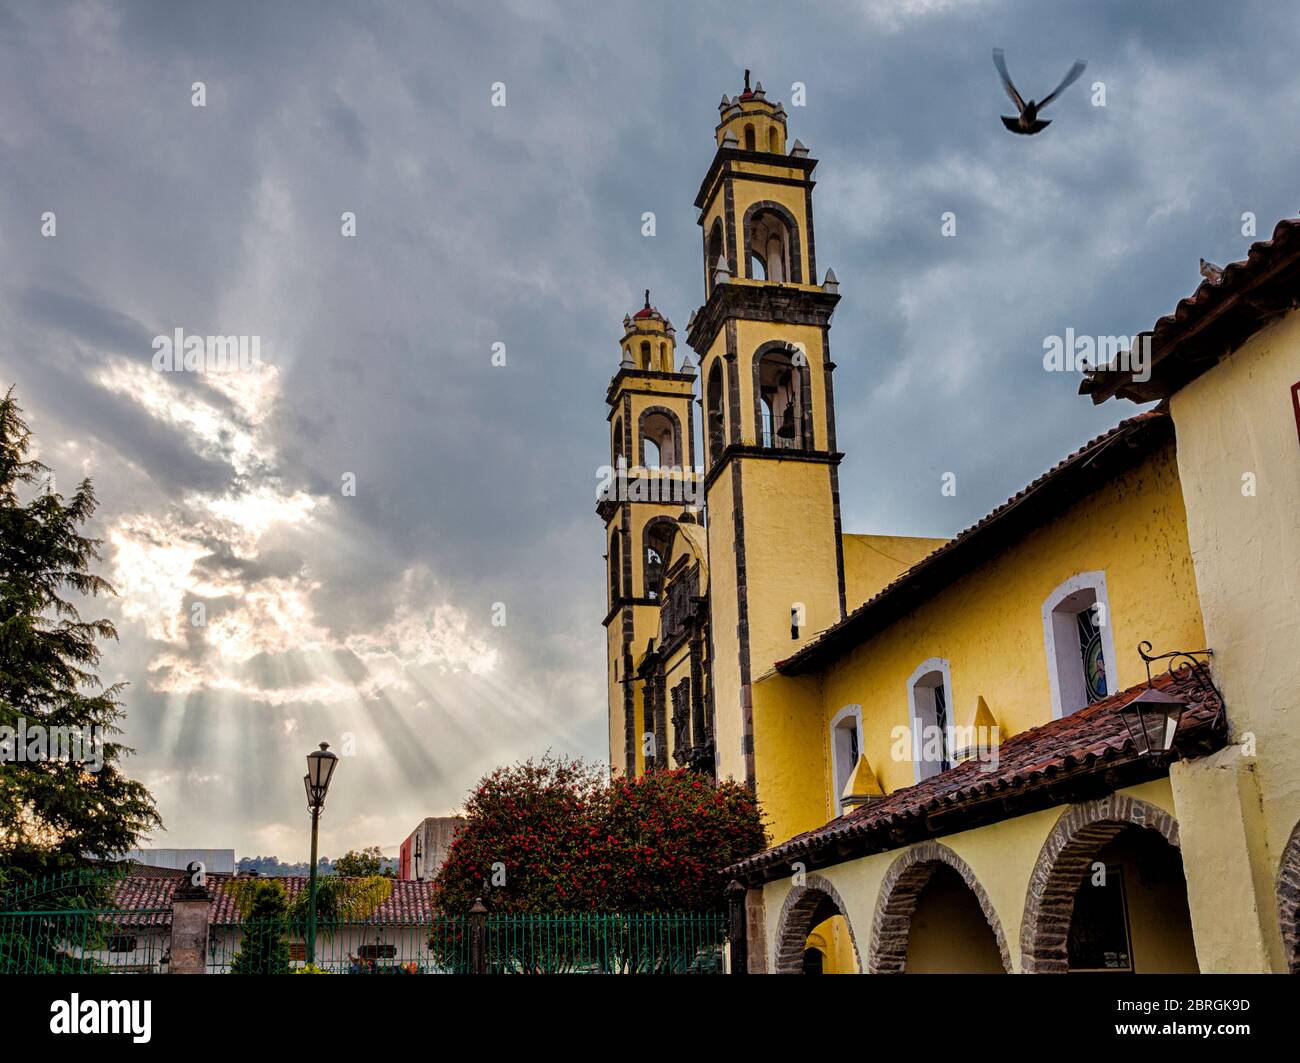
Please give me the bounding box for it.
[168,879,211,974]
[1170,746,1279,972]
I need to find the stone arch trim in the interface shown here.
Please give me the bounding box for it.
[774,873,863,974]
[742,199,804,283]
[1277,820,1300,974]
[637,405,683,467]
[751,339,814,450]
[1020,794,1180,974]
[869,841,1012,974]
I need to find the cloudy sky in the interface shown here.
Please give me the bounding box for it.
[2,0,1295,862]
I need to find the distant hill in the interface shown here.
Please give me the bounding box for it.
[236,854,398,877]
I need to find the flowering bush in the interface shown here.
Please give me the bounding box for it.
[432,755,765,914]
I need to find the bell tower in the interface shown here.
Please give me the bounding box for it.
[688,73,847,788]
[600,293,700,778]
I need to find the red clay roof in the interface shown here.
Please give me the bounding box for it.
[777,409,1171,676]
[111,871,437,927]
[1081,216,1300,403]
[725,668,1226,883]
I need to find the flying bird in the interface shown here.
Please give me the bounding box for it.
[993,48,1087,135]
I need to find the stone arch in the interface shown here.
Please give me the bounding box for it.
[1020,794,1180,973]
[751,340,813,449]
[774,874,863,974]
[742,199,803,283]
[1277,820,1300,974]
[869,841,1012,973]
[637,405,683,468]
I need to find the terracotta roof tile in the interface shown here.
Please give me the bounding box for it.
[725,668,1226,882]
[110,873,438,927]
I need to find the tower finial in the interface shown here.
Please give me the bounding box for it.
[743,69,751,93]
[644,289,650,309]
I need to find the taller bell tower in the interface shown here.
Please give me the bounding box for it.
[688,72,847,788]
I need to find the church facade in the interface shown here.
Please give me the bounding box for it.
[600,77,1300,974]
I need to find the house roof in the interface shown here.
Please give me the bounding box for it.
[1081,216,1300,403]
[110,870,438,927]
[775,409,1172,676]
[724,668,1226,884]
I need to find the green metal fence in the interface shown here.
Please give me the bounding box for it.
[204,912,725,974]
[206,916,470,974]
[0,868,171,974]
[1,871,728,974]
[0,909,172,974]
[485,912,726,974]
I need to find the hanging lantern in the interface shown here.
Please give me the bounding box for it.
[1117,687,1187,759]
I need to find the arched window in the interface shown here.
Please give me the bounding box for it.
[744,124,756,151]
[639,340,652,370]
[611,416,623,465]
[1042,572,1119,717]
[907,659,954,782]
[643,520,674,599]
[639,409,678,468]
[742,203,801,284]
[768,126,781,153]
[748,209,790,283]
[829,705,862,817]
[706,361,726,465]
[609,532,621,603]
[705,219,725,295]
[755,345,808,449]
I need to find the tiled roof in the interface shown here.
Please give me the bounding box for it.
[725,668,1226,883]
[1081,216,1300,403]
[110,871,438,927]
[777,409,1171,676]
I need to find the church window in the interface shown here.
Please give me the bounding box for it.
[747,209,791,283]
[829,705,863,816]
[907,659,953,782]
[756,346,807,449]
[706,361,726,464]
[639,409,679,467]
[705,218,725,295]
[768,126,780,153]
[1042,572,1118,718]
[744,124,756,151]
[643,520,674,599]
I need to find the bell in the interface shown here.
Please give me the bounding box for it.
[776,399,797,439]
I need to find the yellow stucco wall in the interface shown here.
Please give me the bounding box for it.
[841,533,948,610]
[761,778,1178,973]
[817,439,1204,808]
[1168,306,1300,971]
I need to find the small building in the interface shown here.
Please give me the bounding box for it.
[398,817,463,881]
[124,848,236,874]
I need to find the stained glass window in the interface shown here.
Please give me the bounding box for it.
[933,682,952,770]
[1077,608,1108,703]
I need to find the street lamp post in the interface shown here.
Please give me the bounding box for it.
[303,741,339,966]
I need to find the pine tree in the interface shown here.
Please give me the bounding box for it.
[230,879,291,974]
[0,388,160,898]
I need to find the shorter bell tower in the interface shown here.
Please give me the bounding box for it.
[599,293,700,777]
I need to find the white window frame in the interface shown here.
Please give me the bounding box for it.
[1042,571,1120,718]
[906,658,954,784]
[829,704,863,817]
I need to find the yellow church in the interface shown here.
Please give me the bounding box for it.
[599,75,1300,974]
